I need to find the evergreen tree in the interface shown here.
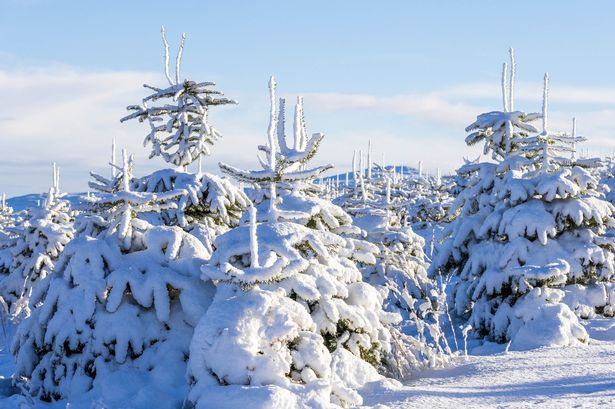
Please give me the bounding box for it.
[188,78,401,408]
[121,27,237,169]
[12,152,213,403]
[130,169,249,255]
[336,160,451,373]
[405,174,455,232]
[465,49,541,160]
[0,165,74,319]
[0,193,14,239]
[434,70,613,349]
[120,29,248,252]
[0,193,16,310]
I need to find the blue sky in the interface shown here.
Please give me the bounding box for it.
[2,0,615,196]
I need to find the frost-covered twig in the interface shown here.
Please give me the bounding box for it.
[501,62,509,112]
[249,205,259,268]
[508,47,516,111]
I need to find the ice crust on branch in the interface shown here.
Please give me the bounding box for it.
[220,77,332,199]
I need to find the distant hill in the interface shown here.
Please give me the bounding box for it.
[317,165,428,185]
[6,166,436,210]
[7,193,86,212]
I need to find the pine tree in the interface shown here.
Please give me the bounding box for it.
[12,152,214,402]
[121,27,237,169]
[0,165,74,319]
[0,193,16,311]
[335,161,451,374]
[120,29,248,252]
[465,49,541,160]
[0,193,14,239]
[405,173,455,232]
[434,69,613,349]
[130,169,249,255]
[0,193,15,253]
[188,78,401,408]
[219,78,332,202]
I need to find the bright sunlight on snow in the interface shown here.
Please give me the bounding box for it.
[1,1,615,408]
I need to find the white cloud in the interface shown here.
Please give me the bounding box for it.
[0,65,292,197]
[435,81,615,105]
[304,92,485,128]
[0,66,163,195]
[304,83,615,162]
[2,65,615,197]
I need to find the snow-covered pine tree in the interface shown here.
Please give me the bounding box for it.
[434,71,613,349]
[336,156,453,236]
[121,27,237,169]
[130,169,249,255]
[465,49,541,160]
[592,121,615,211]
[334,162,451,375]
[0,193,16,309]
[120,29,248,253]
[12,152,214,404]
[220,79,332,202]
[514,77,615,321]
[405,173,455,233]
[0,193,15,250]
[0,193,13,239]
[188,78,401,408]
[0,164,74,319]
[602,154,615,207]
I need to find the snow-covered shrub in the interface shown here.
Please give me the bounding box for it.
[188,78,401,408]
[12,153,213,403]
[0,165,74,319]
[434,71,614,348]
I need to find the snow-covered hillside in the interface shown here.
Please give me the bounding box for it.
[7,193,85,212]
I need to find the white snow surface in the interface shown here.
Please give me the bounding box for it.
[0,319,613,408]
[360,320,615,408]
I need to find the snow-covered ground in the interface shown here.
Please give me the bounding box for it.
[360,319,615,408]
[0,319,613,408]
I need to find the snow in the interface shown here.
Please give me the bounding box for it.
[0,320,614,408]
[360,320,615,409]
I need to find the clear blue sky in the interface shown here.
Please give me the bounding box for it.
[2,0,615,196]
